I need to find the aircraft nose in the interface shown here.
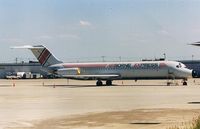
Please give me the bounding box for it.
[180,68,193,78]
[186,69,193,78]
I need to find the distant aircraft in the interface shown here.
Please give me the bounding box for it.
[12,45,193,86]
[190,41,200,46]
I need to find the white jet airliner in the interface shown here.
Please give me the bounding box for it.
[12,45,193,86]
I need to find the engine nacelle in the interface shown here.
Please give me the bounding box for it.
[56,68,80,75]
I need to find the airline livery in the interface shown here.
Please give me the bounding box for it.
[12,45,193,86]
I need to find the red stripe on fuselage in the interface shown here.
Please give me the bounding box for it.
[159,63,167,68]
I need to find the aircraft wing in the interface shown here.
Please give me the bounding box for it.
[61,74,120,80]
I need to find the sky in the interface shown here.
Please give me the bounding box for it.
[0,0,200,62]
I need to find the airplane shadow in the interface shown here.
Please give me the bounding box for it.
[121,84,172,86]
[42,84,170,88]
[0,84,13,87]
[43,84,114,88]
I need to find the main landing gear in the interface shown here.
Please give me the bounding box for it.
[96,80,103,86]
[96,80,113,86]
[106,80,112,86]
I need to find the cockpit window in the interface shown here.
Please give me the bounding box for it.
[182,64,187,68]
[176,63,182,68]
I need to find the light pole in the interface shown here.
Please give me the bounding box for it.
[163,53,166,60]
[119,56,121,62]
[101,56,105,62]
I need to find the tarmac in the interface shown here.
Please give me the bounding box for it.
[0,79,200,129]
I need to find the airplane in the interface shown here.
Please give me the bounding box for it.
[190,41,200,46]
[11,45,194,86]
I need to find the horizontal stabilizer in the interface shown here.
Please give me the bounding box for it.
[10,45,44,49]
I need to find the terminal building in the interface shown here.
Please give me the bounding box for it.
[0,61,49,79]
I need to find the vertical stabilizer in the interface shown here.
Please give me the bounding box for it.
[11,45,62,66]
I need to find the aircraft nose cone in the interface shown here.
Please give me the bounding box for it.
[180,68,193,78]
[186,69,193,78]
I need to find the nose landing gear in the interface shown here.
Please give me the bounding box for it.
[183,81,187,85]
[182,79,187,86]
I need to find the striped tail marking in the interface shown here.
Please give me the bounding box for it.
[38,48,51,66]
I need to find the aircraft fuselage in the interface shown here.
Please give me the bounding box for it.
[51,61,192,80]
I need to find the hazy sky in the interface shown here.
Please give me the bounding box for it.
[1,0,200,62]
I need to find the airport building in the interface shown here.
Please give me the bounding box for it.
[0,61,49,79]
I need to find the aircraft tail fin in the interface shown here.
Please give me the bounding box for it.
[11,45,62,66]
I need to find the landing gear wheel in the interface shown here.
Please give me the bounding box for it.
[183,81,187,86]
[106,80,112,86]
[96,80,103,86]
